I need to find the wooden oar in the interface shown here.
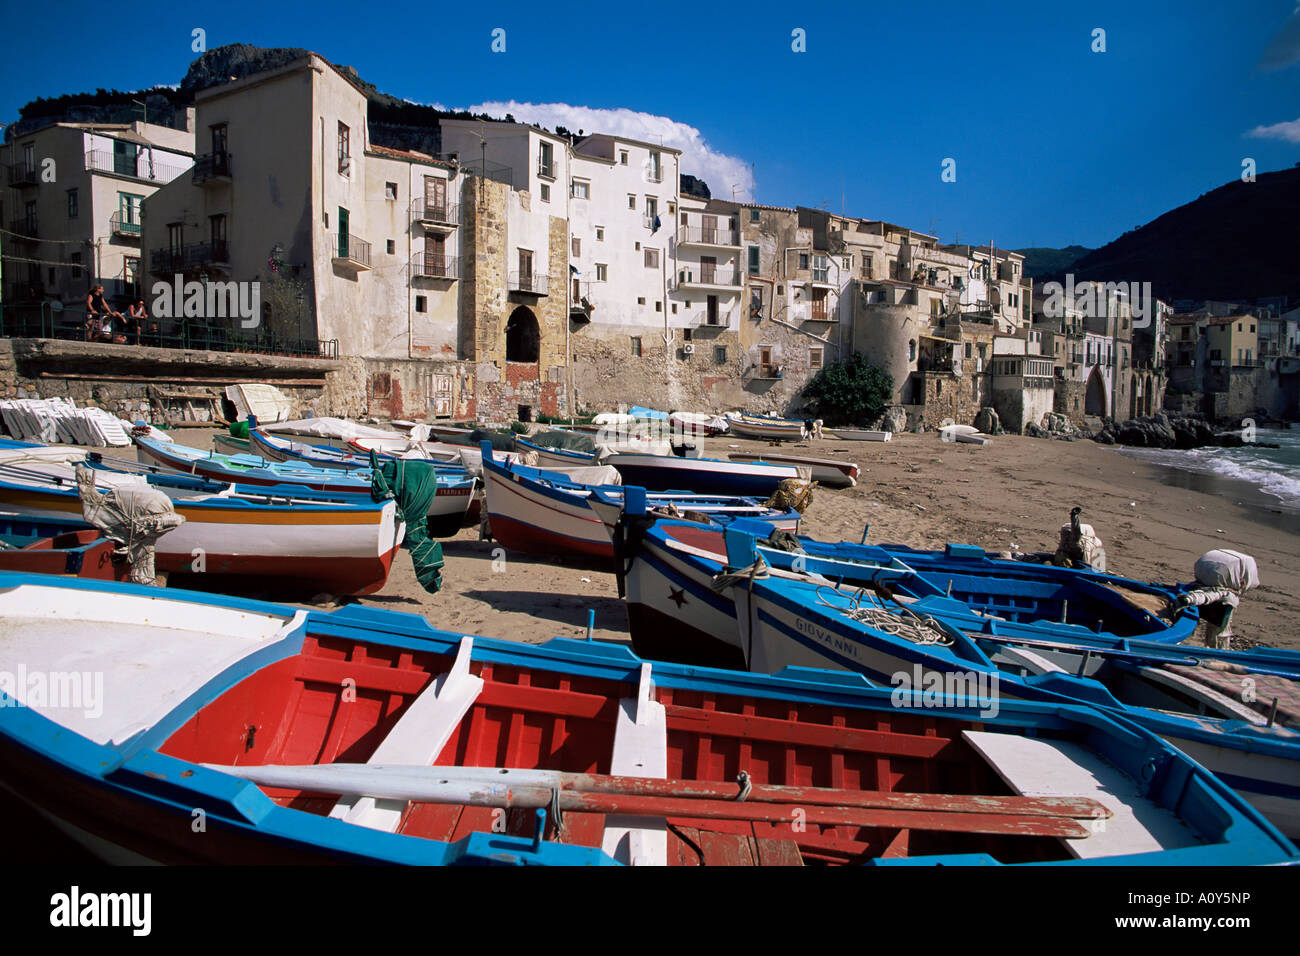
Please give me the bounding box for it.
[206,763,1107,836]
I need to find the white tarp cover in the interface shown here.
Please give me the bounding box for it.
[264,417,407,441]
[225,384,295,425]
[1194,549,1260,592]
[74,464,184,585]
[536,465,622,486]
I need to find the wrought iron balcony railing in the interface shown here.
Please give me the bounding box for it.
[85,150,189,184]
[149,240,229,272]
[110,212,142,238]
[508,271,548,295]
[670,266,741,289]
[678,226,739,247]
[411,200,459,227]
[413,254,459,280]
[7,163,39,187]
[333,234,371,269]
[192,151,232,184]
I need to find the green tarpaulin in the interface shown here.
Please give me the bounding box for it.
[369,451,444,593]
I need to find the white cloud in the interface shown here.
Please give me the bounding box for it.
[1245,116,1300,143]
[459,100,754,200]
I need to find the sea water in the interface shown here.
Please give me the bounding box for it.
[1121,428,1300,512]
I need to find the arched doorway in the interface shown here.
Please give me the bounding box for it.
[1085,366,1108,417]
[505,306,540,363]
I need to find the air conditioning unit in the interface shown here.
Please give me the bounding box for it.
[682,343,696,355]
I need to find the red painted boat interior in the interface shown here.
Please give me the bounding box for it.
[661,524,728,559]
[160,632,1072,864]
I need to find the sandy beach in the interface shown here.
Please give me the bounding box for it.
[180,427,1299,654]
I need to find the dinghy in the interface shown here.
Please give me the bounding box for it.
[728,452,859,488]
[826,428,892,442]
[480,446,798,560]
[600,451,808,497]
[0,571,1292,866]
[0,446,402,596]
[0,513,127,581]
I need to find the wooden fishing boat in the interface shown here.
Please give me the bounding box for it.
[0,447,402,596]
[0,571,1292,866]
[826,428,892,442]
[723,413,808,442]
[614,513,1299,838]
[132,437,477,534]
[0,513,127,581]
[347,436,473,466]
[668,412,726,437]
[728,452,859,488]
[480,447,799,561]
[600,451,808,497]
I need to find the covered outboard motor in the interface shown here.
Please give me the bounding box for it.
[75,465,184,585]
[1177,549,1260,648]
[1052,506,1106,572]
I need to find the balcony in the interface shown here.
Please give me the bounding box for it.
[678,225,740,248]
[508,272,549,296]
[570,280,593,320]
[670,266,742,291]
[110,212,142,239]
[7,216,37,241]
[192,151,232,185]
[412,254,459,281]
[744,363,783,382]
[149,240,229,273]
[7,162,39,188]
[85,150,188,185]
[411,200,459,230]
[332,234,371,272]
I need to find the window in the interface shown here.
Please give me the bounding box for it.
[645,197,658,220]
[538,141,554,179]
[168,224,183,257]
[748,246,760,275]
[750,209,760,223]
[628,195,637,209]
[540,183,550,202]
[964,342,972,359]
[1250,324,1256,333]
[385,182,397,200]
[671,304,677,314]
[681,211,689,227]
[415,296,427,313]
[809,347,824,370]
[596,264,607,281]
[811,288,829,319]
[69,252,82,277]
[798,253,809,271]
[209,213,227,246]
[813,255,829,282]
[572,237,581,257]
[619,150,629,166]
[211,124,228,157]
[908,340,916,361]
[655,301,662,312]
[1237,323,1243,332]
[118,192,143,229]
[683,329,692,341]
[637,297,646,305]
[714,346,727,364]
[750,287,763,317]
[644,248,659,269]
[386,239,395,255]
[67,189,78,218]
[338,122,350,173]
[648,151,662,181]
[631,336,642,356]
[861,254,873,277]
[595,226,604,241]
[571,180,589,200]
[842,256,851,270]
[518,249,533,278]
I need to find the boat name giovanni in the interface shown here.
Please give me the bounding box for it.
[890,664,1000,718]
[794,617,861,659]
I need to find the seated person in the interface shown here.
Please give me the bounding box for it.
[84,285,123,343]
[124,299,148,345]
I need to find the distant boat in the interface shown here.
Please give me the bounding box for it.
[1,571,1292,865]
[600,451,807,497]
[723,413,807,442]
[728,452,859,488]
[480,446,798,560]
[827,428,892,442]
[132,437,478,535]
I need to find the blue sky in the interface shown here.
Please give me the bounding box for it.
[2,0,1297,249]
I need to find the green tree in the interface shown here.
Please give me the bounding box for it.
[802,355,893,426]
